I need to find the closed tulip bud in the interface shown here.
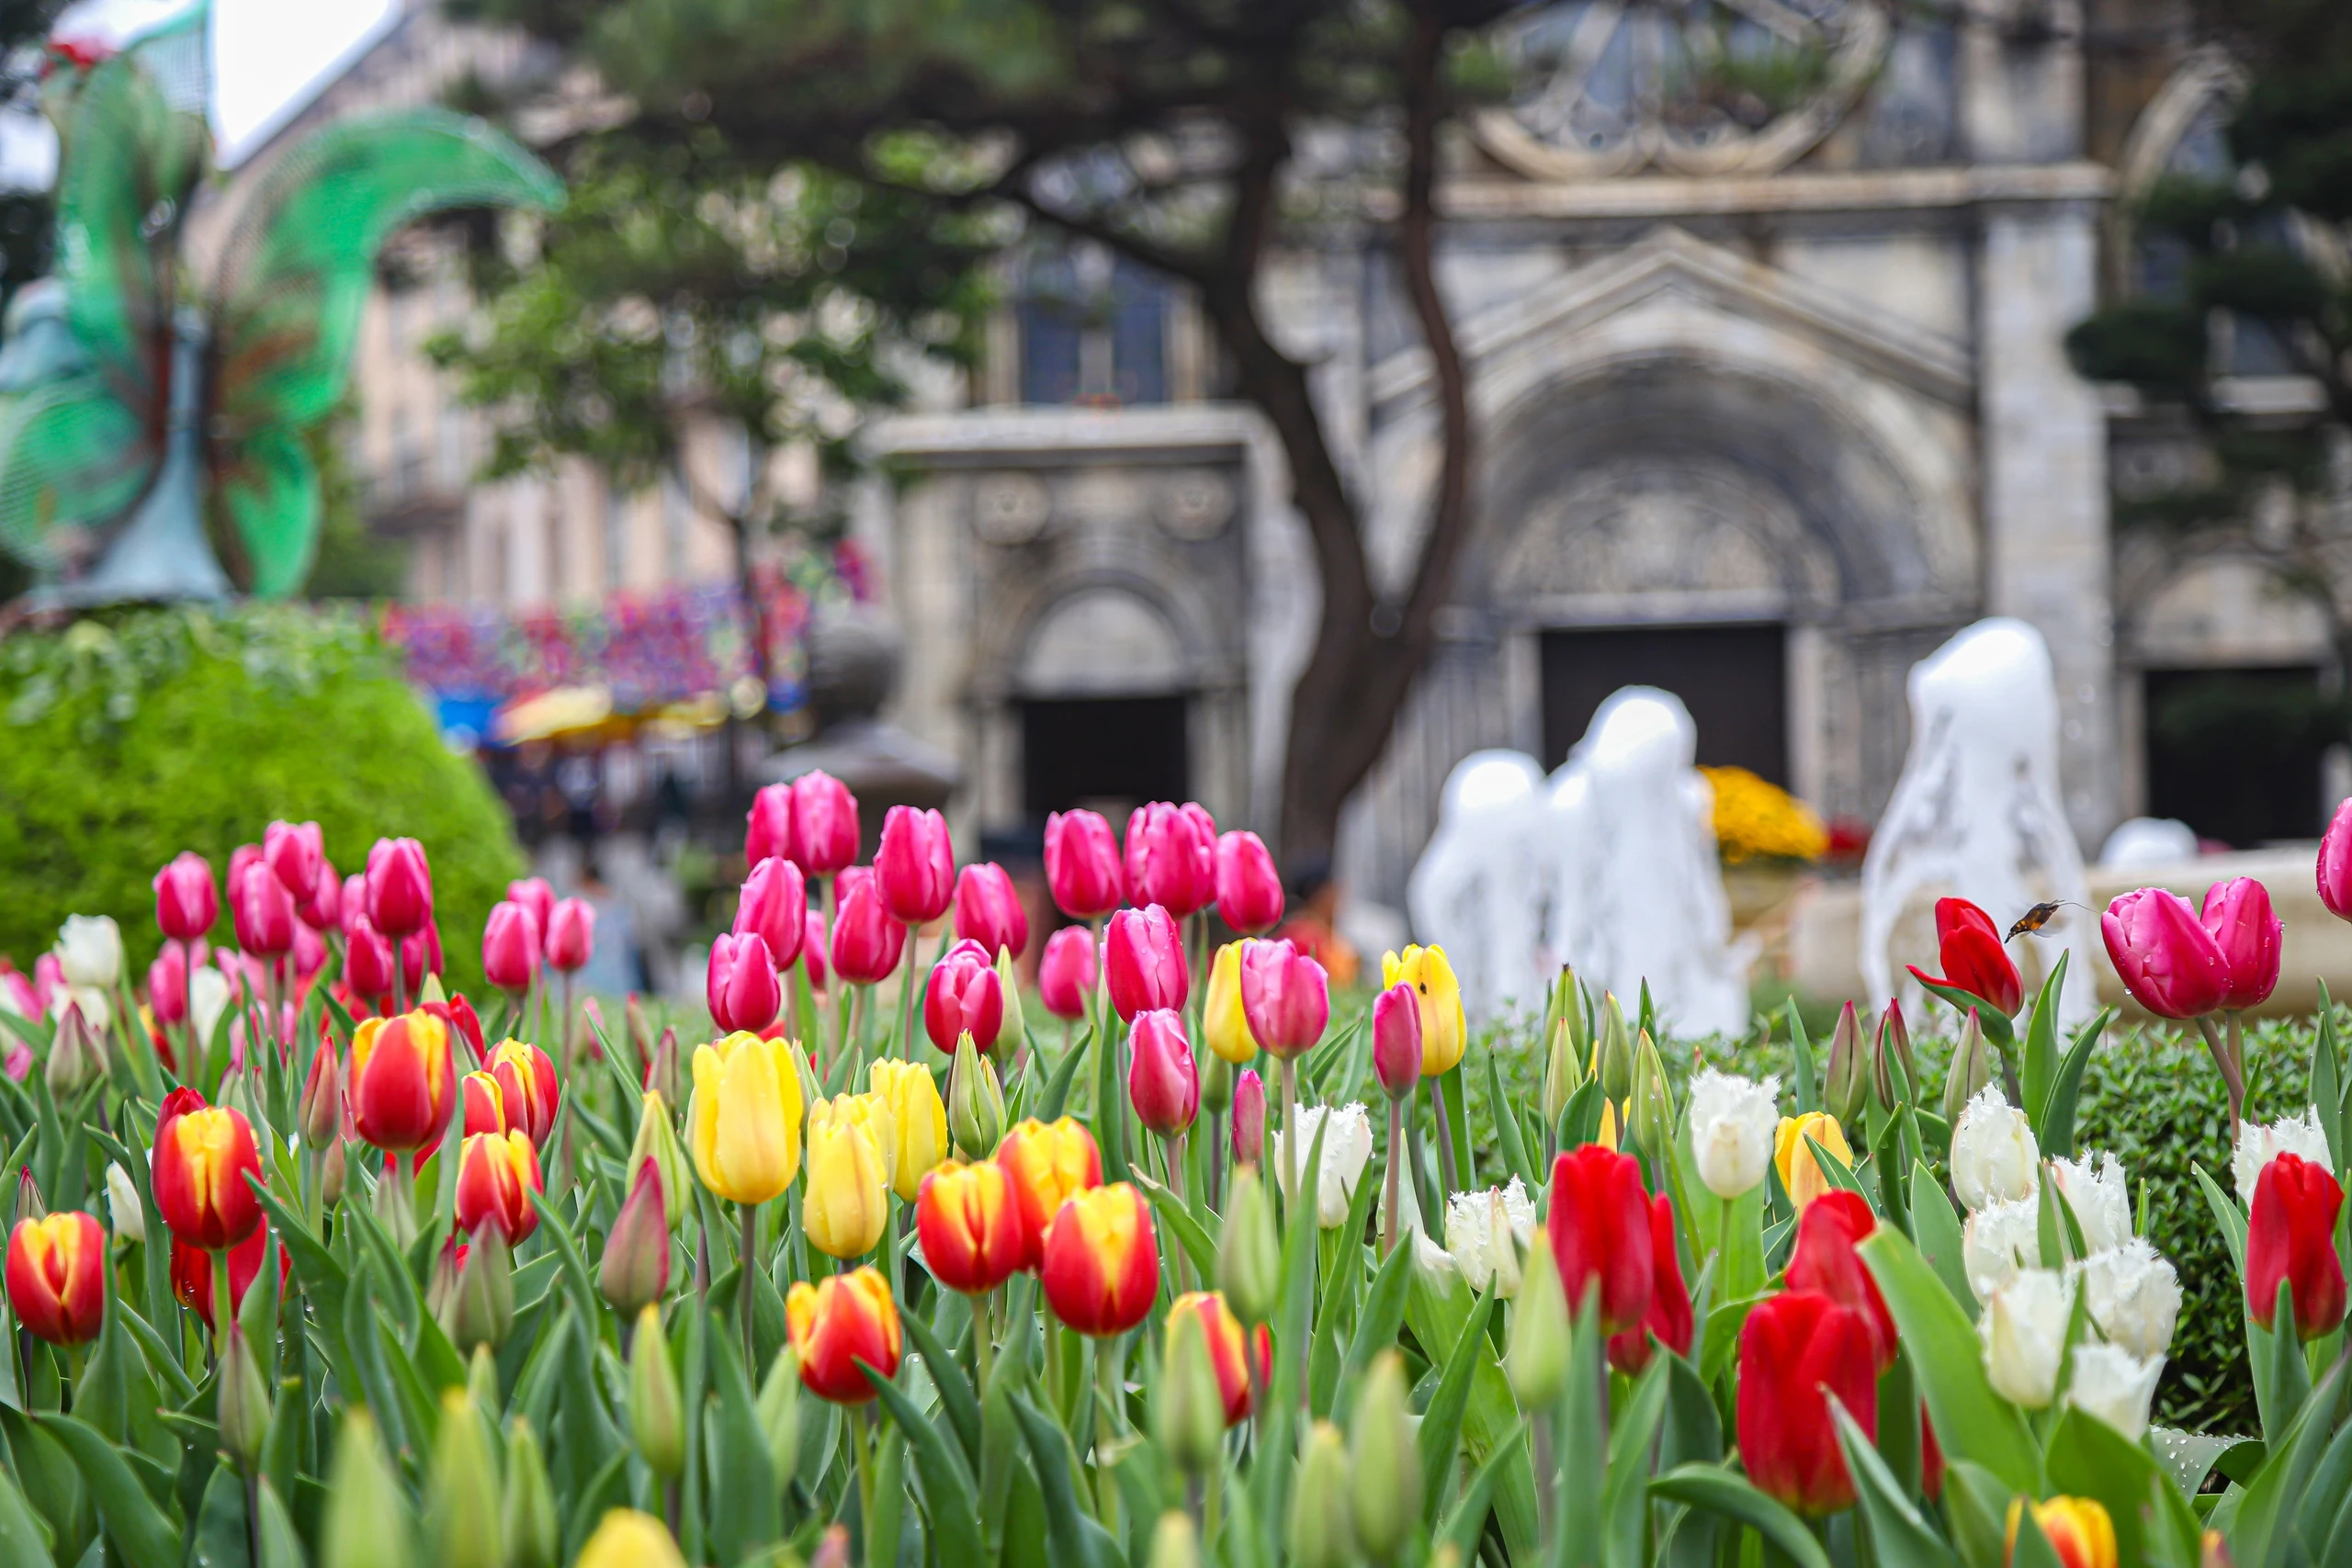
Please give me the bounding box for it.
[1737,1289,1878,1514]
[925,939,1006,1055]
[1232,1068,1266,1167]
[1128,1010,1199,1136]
[502,1418,560,1568]
[756,1348,802,1485]
[364,837,434,941]
[505,877,554,944]
[345,916,394,1002]
[541,898,594,974]
[786,1266,903,1403]
[171,1225,287,1332]
[645,1023,682,1106]
[1822,1002,1868,1124]
[628,1303,685,1476]
[996,1115,1102,1269]
[705,932,781,1036]
[1546,1145,1654,1334]
[1219,1165,1280,1325]
[350,1010,455,1155]
[1149,1512,1202,1568]
[1942,1009,1992,1126]
[1595,992,1633,1101]
[1372,983,1421,1100]
[1108,905,1190,1022]
[1200,1052,1234,1118]
[426,1390,501,1568]
[688,1032,805,1206]
[2201,876,2282,1011]
[1629,1030,1675,1157]
[1772,1111,1852,1213]
[746,781,794,866]
[1042,1182,1159,1336]
[803,1095,892,1258]
[829,867,906,986]
[991,945,1024,1060]
[152,1087,264,1249]
[734,857,808,971]
[1688,1068,1779,1200]
[1908,897,2023,1016]
[444,1230,514,1353]
[1045,808,1124,919]
[1167,1289,1267,1429]
[1981,1268,2072,1408]
[1125,802,1218,917]
[46,1001,103,1100]
[599,1160,673,1315]
[1542,1014,1580,1130]
[1350,1351,1421,1562]
[480,902,539,995]
[1509,1241,1572,1408]
[783,771,860,876]
[947,1034,1006,1161]
[322,1409,413,1568]
[1203,942,1259,1066]
[1381,945,1465,1078]
[1289,1422,1356,1568]
[2247,1151,2346,1339]
[321,1136,346,1208]
[1872,999,1916,1111]
[1215,829,1283,935]
[876,805,956,924]
[262,819,322,902]
[1156,1302,1228,1476]
[2008,1497,2119,1568]
[105,1163,142,1245]
[154,852,220,942]
[1240,937,1328,1058]
[300,1039,342,1147]
[2100,887,2230,1021]
[576,1512,685,1568]
[148,942,190,1027]
[6,1210,105,1345]
[304,856,341,932]
[1037,926,1098,1022]
[16,1168,41,1225]
[954,862,1030,963]
[456,1132,543,1245]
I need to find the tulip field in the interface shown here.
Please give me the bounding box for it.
[7,784,2352,1568]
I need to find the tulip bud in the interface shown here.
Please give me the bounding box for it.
[426,1390,502,1568]
[1148,1512,1202,1568]
[993,944,1026,1062]
[1128,1010,1200,1136]
[1942,1010,1992,1130]
[1822,1001,1868,1124]
[1219,1165,1280,1326]
[502,1418,560,1568]
[1596,992,1633,1102]
[1045,808,1124,919]
[757,1348,802,1487]
[954,862,1030,966]
[13,1168,40,1226]
[1231,1068,1266,1168]
[468,1343,500,1410]
[600,1161,673,1316]
[1872,1000,1916,1111]
[320,1136,346,1209]
[1349,1352,1421,1563]
[812,1527,853,1568]
[1628,1031,1675,1159]
[105,1163,143,1244]
[646,1025,681,1107]
[46,1001,103,1100]
[1200,1052,1234,1118]
[1288,1421,1356,1568]
[442,1230,514,1353]
[1156,1302,1227,1477]
[629,1304,685,1478]
[948,1033,1006,1160]
[300,1039,342,1148]
[322,1409,414,1568]
[1509,1241,1572,1409]
[1541,1013,1581,1132]
[626,992,653,1066]
[1037,926,1097,1021]
[627,1093,693,1232]
[1216,829,1284,935]
[1371,983,1421,1101]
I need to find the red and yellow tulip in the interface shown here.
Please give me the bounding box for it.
[914,1159,1023,1296]
[1168,1290,1270,1426]
[349,1010,455,1154]
[1041,1182,1159,1337]
[487,1038,560,1146]
[786,1265,903,1404]
[997,1116,1102,1270]
[6,1211,105,1345]
[456,1130,544,1244]
[151,1087,264,1250]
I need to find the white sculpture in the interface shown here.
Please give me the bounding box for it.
[2099,817,2199,870]
[1860,618,2095,1026]
[1406,750,1555,1021]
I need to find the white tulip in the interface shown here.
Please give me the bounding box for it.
[2233,1108,2332,1201]
[188,967,232,1054]
[1688,1068,1781,1199]
[1445,1179,1535,1296]
[2065,1342,2164,1441]
[106,1163,145,1245]
[1951,1085,2039,1211]
[1273,1103,1374,1228]
[2049,1151,2132,1253]
[1962,1193,2041,1302]
[54,915,121,991]
[2076,1238,2181,1359]
[1980,1267,2073,1409]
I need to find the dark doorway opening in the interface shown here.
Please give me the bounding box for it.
[1023,695,1190,823]
[2143,665,2337,847]
[1542,624,1789,780]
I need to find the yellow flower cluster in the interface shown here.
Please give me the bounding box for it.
[1699,765,1827,864]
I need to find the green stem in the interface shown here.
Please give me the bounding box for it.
[1382,1096,1403,1256]
[1430,1074,1458,1206]
[974,1289,994,1393]
[852,1403,878,1557]
[898,923,921,1060]
[739,1200,759,1370]
[1094,1333,1123,1531]
[209,1246,233,1355]
[1281,1058,1299,1224]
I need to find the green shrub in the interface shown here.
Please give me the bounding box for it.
[0,604,525,994]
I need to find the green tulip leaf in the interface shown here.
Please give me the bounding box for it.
[1648,1464,1831,1568]
[1907,1159,1975,1318]
[2233,1356,2343,1568]
[899,1299,981,1465]
[1334,1233,1416,1427]
[2033,1006,2112,1161]
[1437,1415,1528,1560]
[707,1329,784,1562]
[2018,950,2071,1122]
[0,1446,54,1568]
[1829,1397,1958,1568]
[1416,1285,1497,1525]
[1038,1027,1091,1121]
[1605,1355,1672,1568]
[2045,1405,2203,1568]
[28,1414,177,1568]
[1131,1170,1219,1284]
[1011,1391,1106,1568]
[1858,1226,2041,1495]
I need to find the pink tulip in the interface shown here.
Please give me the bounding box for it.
[707,932,781,1034]
[303,857,341,931]
[149,943,189,1025]
[263,820,323,901]
[481,901,541,994]
[506,877,555,945]
[746,783,794,866]
[830,867,906,986]
[366,838,434,939]
[1372,982,1422,1099]
[924,939,1005,1054]
[1038,927,1098,1021]
[953,863,1029,961]
[2202,877,2282,1011]
[734,857,808,970]
[1105,905,1188,1022]
[1045,809,1124,919]
[292,920,327,985]
[153,852,218,942]
[345,916,394,1000]
[2323,799,2352,921]
[1125,802,1217,919]
[545,898,595,974]
[1215,830,1284,935]
[233,856,297,957]
[787,772,861,877]
[1128,1009,1199,1135]
[1233,1069,1266,1165]
[876,805,956,925]
[802,910,830,993]
[399,921,443,994]
[340,874,367,937]
[2102,887,2232,1020]
[1238,938,1329,1059]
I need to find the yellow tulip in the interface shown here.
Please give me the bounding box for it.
[686,1032,804,1206]
[575,1509,686,1568]
[869,1059,947,1201]
[1204,942,1261,1065]
[804,1095,891,1259]
[1772,1111,1850,1213]
[1381,945,1465,1077]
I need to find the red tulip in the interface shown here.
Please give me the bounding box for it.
[433,993,485,1068]
[1106,904,1188,1022]
[1037,927,1097,1021]
[456,1130,543,1244]
[1041,1183,1159,1337]
[707,932,782,1035]
[924,939,1004,1054]
[786,1266,901,1404]
[830,867,906,986]
[302,857,341,931]
[953,863,1029,961]
[545,898,595,974]
[232,855,297,958]
[2202,877,2281,1011]
[1608,1192,1692,1374]
[2247,1152,2346,1340]
[1127,1009,1199,1136]
[746,782,794,866]
[1215,830,1283,935]
[876,805,955,925]
[263,819,323,900]
[153,852,218,942]
[1906,897,2021,1016]
[788,772,862,877]
[1044,808,1123,919]
[1545,1145,1653,1334]
[365,837,434,939]
[1238,937,1328,1059]
[506,877,555,945]
[6,1212,105,1345]
[1232,1069,1266,1166]
[462,1070,507,1137]
[481,901,541,994]
[1372,983,1421,1099]
[152,1087,265,1249]
[734,857,808,970]
[345,915,394,1001]
[915,1159,1024,1296]
[1736,1290,1878,1515]
[169,1224,287,1331]
[1125,802,1217,918]
[487,1039,560,1146]
[802,910,830,993]
[348,1010,455,1155]
[2101,887,2231,1020]
[2323,798,2352,921]
[1784,1190,1895,1371]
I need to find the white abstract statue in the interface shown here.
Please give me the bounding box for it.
[1406,750,1555,1021]
[1860,618,2095,1026]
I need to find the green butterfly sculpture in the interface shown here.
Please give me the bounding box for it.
[0,11,561,604]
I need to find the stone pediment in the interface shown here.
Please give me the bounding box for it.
[1369,225,1974,412]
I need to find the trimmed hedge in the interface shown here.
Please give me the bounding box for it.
[0,604,525,994]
